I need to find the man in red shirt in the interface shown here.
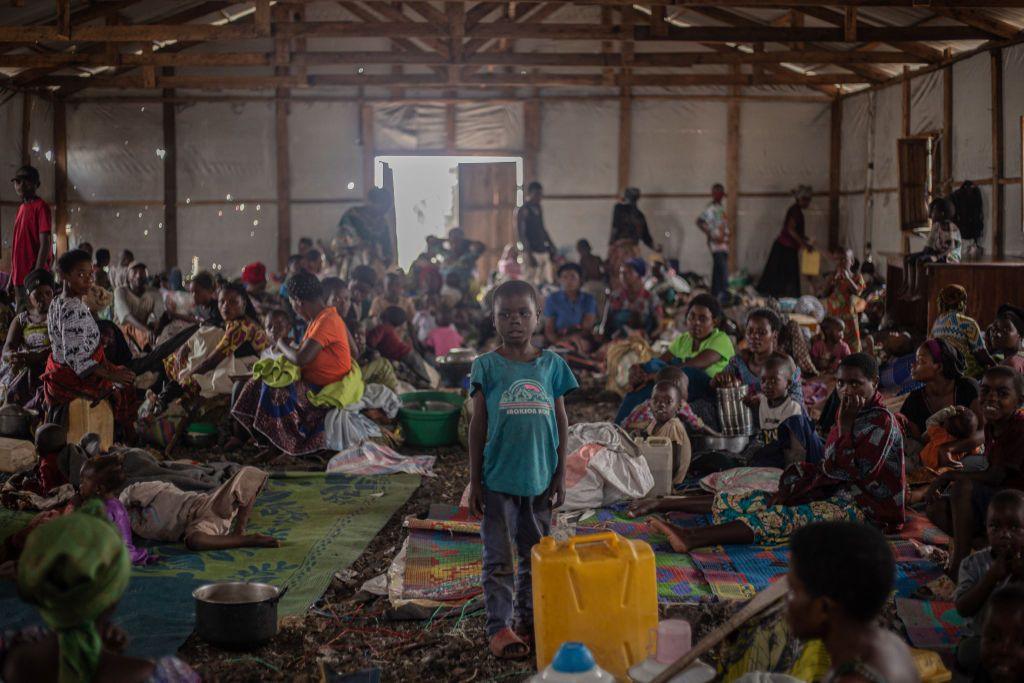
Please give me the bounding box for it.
[10,165,52,310]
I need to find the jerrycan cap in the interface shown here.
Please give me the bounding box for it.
[551,642,597,673]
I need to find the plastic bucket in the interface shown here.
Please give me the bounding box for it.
[398,391,465,447]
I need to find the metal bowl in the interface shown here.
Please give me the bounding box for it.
[691,434,751,454]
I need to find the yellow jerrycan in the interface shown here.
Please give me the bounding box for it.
[532,531,658,679]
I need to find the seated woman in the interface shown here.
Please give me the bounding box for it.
[660,293,735,401]
[988,304,1024,373]
[6,500,199,682]
[543,263,597,354]
[159,283,268,408]
[781,522,919,683]
[232,270,357,457]
[931,284,995,378]
[0,269,53,406]
[605,258,660,339]
[899,338,983,468]
[633,354,905,551]
[926,366,1024,575]
[712,307,804,407]
[42,250,137,441]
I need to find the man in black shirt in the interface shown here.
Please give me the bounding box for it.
[515,181,556,285]
[610,187,657,250]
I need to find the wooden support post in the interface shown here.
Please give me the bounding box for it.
[55,0,71,39]
[20,93,31,167]
[617,85,632,194]
[360,103,375,194]
[162,72,177,272]
[829,97,842,251]
[275,92,290,271]
[255,0,271,36]
[523,98,540,183]
[901,65,911,254]
[726,78,740,272]
[445,98,456,152]
[651,6,668,38]
[942,54,953,194]
[53,99,68,254]
[991,48,1004,258]
[142,43,156,89]
[844,7,857,42]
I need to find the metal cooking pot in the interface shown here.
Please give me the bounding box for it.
[193,581,287,649]
[691,434,751,454]
[0,403,35,440]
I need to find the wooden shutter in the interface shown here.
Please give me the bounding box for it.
[898,137,930,231]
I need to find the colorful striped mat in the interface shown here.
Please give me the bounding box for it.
[895,598,966,651]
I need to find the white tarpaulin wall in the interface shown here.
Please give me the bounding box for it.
[539,97,830,281]
[839,46,1024,265]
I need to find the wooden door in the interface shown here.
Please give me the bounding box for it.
[458,162,518,281]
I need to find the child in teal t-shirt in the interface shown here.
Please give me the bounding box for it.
[468,280,578,660]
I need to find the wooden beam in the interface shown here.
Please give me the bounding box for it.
[901,65,910,253]
[462,2,561,59]
[829,97,842,250]
[465,2,503,31]
[55,0,71,39]
[523,98,540,183]
[844,7,857,42]
[901,65,910,136]
[360,103,375,198]
[617,85,631,193]
[651,5,668,38]
[930,7,1021,40]
[796,6,943,63]
[255,0,271,36]
[0,24,258,42]
[142,43,157,89]
[162,74,177,272]
[53,98,68,254]
[505,0,1024,6]
[448,1,465,64]
[20,93,30,167]
[991,48,1004,258]
[726,71,740,272]
[942,55,953,193]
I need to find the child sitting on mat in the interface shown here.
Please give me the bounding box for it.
[120,465,279,551]
[621,365,718,436]
[630,380,692,484]
[921,405,981,472]
[954,489,1024,676]
[810,316,851,374]
[749,354,822,469]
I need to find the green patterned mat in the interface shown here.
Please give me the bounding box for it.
[0,472,419,657]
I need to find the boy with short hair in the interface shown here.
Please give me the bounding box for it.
[750,353,822,468]
[9,165,52,311]
[978,584,1024,683]
[954,488,1024,675]
[468,280,578,660]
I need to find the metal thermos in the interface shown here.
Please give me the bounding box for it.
[716,385,754,437]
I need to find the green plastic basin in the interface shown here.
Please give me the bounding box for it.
[398,391,465,447]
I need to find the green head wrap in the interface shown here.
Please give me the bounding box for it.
[17,498,130,683]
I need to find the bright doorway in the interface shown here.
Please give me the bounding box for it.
[374,155,523,271]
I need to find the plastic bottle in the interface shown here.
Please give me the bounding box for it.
[529,642,616,682]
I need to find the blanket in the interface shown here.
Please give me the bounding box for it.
[0,472,419,658]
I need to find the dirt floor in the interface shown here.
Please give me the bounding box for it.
[179,390,740,683]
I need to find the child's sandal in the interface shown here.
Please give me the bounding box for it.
[489,627,530,660]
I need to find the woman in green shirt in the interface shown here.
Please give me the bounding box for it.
[660,293,735,400]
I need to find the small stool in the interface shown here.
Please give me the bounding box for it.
[66,398,114,451]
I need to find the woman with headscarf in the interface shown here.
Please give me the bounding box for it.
[758,185,816,298]
[930,284,995,378]
[988,304,1024,374]
[158,282,269,409]
[232,270,359,457]
[6,499,198,682]
[899,338,983,453]
[0,268,54,406]
[605,258,661,338]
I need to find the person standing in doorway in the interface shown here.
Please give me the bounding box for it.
[697,183,730,303]
[9,166,52,311]
[516,181,556,286]
[334,188,393,279]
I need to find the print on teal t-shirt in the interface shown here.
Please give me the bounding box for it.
[470,349,579,497]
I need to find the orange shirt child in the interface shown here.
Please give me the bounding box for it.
[301,307,352,387]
